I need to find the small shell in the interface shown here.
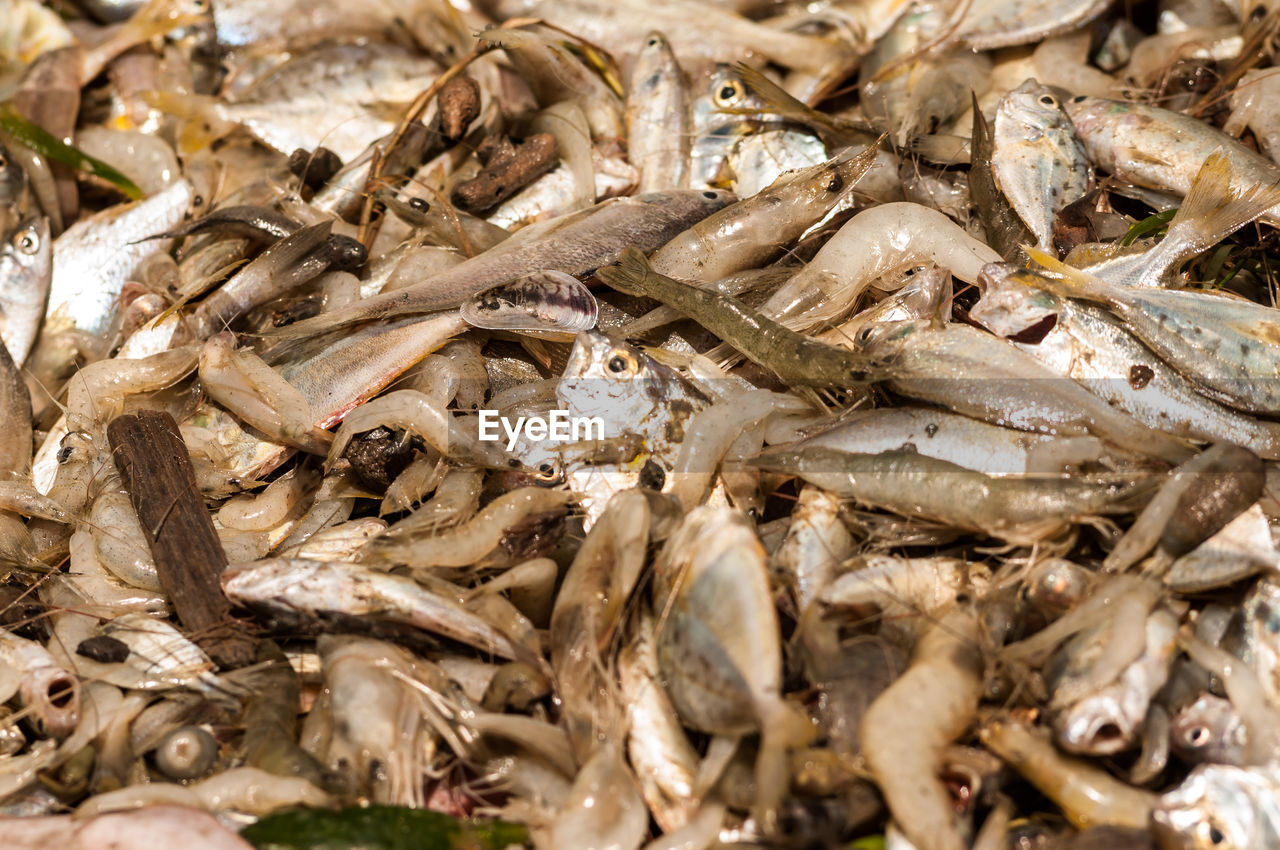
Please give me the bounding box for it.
[462,270,598,334]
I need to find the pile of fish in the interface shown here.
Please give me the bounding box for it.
[6,0,1280,847]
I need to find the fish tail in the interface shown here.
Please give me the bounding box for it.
[1021,245,1112,304]
[1167,148,1280,250]
[594,246,653,297]
[140,90,231,154]
[753,698,816,833]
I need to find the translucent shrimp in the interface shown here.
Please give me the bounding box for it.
[198,332,332,456]
[860,606,984,850]
[217,466,319,532]
[666,389,810,510]
[327,389,507,470]
[361,487,575,573]
[759,202,1001,331]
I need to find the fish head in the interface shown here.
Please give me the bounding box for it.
[693,65,765,133]
[1062,96,1122,170]
[0,215,52,362]
[0,215,50,278]
[1170,693,1246,767]
[971,263,1061,337]
[997,79,1072,140]
[1153,764,1280,850]
[1052,692,1138,755]
[634,187,738,221]
[558,331,708,451]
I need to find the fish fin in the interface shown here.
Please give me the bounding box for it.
[140,90,231,154]
[1167,148,1280,250]
[1021,245,1112,304]
[733,63,879,145]
[593,246,652,297]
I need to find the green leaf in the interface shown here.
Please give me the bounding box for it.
[1200,243,1235,285]
[848,836,887,850]
[240,805,528,850]
[1120,208,1176,247]
[0,103,143,200]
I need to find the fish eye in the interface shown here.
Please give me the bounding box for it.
[1038,95,1058,107]
[606,350,637,375]
[16,228,39,255]
[714,80,744,106]
[410,198,429,212]
[1196,821,1227,847]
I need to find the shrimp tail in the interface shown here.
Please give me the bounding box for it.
[141,90,233,154]
[595,246,654,298]
[1168,148,1280,250]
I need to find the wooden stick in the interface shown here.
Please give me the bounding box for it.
[107,411,256,669]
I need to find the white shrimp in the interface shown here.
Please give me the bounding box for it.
[198,332,332,456]
[760,202,1001,331]
[860,606,984,850]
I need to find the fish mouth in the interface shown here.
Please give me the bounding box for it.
[1054,710,1134,755]
[21,668,80,739]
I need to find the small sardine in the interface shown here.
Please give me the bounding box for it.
[0,215,50,366]
[1153,764,1280,850]
[45,178,192,344]
[991,79,1091,252]
[1066,95,1280,226]
[627,32,690,193]
[266,189,734,340]
[974,264,1280,458]
[1026,246,1280,416]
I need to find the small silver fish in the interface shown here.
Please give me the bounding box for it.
[627,32,690,193]
[1170,693,1247,767]
[45,178,192,344]
[1154,764,1280,850]
[991,79,1091,252]
[0,216,51,366]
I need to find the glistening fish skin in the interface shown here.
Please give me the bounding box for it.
[0,215,50,366]
[45,178,192,342]
[991,79,1090,251]
[266,189,735,339]
[973,265,1280,459]
[1066,96,1280,226]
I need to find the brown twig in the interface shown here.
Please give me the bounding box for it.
[107,411,256,669]
[356,38,503,250]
